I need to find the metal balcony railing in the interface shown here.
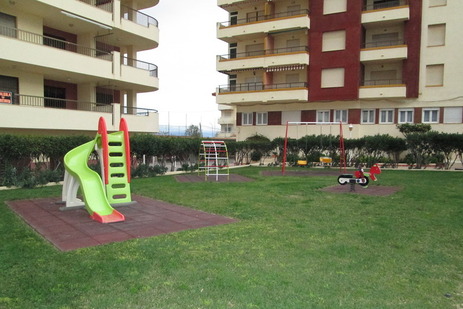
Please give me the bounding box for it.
[219,9,309,28]
[217,82,308,93]
[362,39,405,48]
[78,0,113,12]
[121,57,158,77]
[77,1,158,27]
[0,25,112,60]
[123,106,158,116]
[12,94,113,113]
[218,46,309,61]
[363,0,408,11]
[362,79,404,86]
[121,5,159,27]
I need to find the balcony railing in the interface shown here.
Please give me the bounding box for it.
[219,9,309,28]
[362,79,404,86]
[121,5,159,27]
[217,82,307,93]
[121,57,158,77]
[123,106,158,116]
[362,39,405,49]
[0,25,112,60]
[12,94,113,113]
[218,46,309,61]
[78,0,113,12]
[363,0,408,11]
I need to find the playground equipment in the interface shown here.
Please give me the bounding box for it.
[61,117,132,223]
[337,164,381,190]
[282,121,346,174]
[198,140,229,181]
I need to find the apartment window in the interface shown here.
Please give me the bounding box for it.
[229,74,237,92]
[380,109,394,124]
[44,86,66,109]
[0,12,16,38]
[230,12,238,25]
[256,112,268,125]
[361,109,375,124]
[323,0,347,15]
[229,43,237,59]
[443,107,463,123]
[426,64,444,87]
[245,43,264,57]
[423,108,439,123]
[321,68,345,88]
[429,0,447,7]
[242,112,253,125]
[282,111,301,124]
[317,110,330,123]
[334,110,348,123]
[370,32,400,48]
[0,75,19,95]
[428,24,446,47]
[398,109,414,123]
[373,0,400,10]
[246,11,264,23]
[322,30,346,52]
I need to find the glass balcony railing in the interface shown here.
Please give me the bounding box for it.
[361,79,404,86]
[218,46,309,61]
[363,0,408,11]
[219,9,309,28]
[362,39,405,49]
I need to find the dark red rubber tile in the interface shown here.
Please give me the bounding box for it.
[6,195,237,251]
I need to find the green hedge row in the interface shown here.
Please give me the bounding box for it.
[1,131,462,187]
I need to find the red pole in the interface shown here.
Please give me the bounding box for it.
[282,121,289,174]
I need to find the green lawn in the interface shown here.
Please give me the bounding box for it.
[0,167,462,309]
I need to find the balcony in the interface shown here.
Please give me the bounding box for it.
[360,41,407,62]
[359,79,406,98]
[362,0,409,26]
[217,9,310,42]
[0,25,158,92]
[217,46,309,72]
[216,82,308,105]
[0,95,159,133]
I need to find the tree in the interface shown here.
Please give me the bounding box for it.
[185,125,202,138]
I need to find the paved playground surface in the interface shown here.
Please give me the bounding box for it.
[7,195,237,251]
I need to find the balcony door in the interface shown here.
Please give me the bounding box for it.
[44,86,66,108]
[0,12,16,38]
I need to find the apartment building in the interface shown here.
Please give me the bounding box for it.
[216,0,463,140]
[0,0,159,135]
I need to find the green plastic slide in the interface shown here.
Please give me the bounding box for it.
[64,139,124,223]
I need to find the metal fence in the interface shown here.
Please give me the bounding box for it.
[218,46,309,61]
[121,56,158,77]
[217,82,307,93]
[13,94,113,113]
[219,9,309,27]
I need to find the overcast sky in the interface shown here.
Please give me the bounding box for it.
[138,1,229,131]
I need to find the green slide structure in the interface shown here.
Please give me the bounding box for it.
[62,117,132,223]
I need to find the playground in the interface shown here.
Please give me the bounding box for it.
[1,166,463,308]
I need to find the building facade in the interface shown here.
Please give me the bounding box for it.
[0,0,159,135]
[216,0,463,140]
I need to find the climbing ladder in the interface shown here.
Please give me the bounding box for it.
[97,118,132,205]
[198,141,229,181]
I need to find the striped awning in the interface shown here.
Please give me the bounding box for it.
[266,64,306,72]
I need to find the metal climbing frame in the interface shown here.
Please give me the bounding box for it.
[198,141,230,181]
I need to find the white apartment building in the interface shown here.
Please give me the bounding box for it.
[0,0,159,135]
[216,0,463,140]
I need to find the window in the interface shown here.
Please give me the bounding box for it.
[242,112,253,125]
[398,109,414,123]
[428,24,446,46]
[423,108,439,123]
[370,32,400,48]
[322,30,346,52]
[373,0,400,10]
[323,0,347,15]
[282,111,301,124]
[44,86,66,109]
[380,109,394,124]
[256,112,268,125]
[317,110,330,123]
[245,43,264,57]
[230,12,238,25]
[229,43,237,59]
[0,12,16,38]
[246,11,264,23]
[334,110,348,123]
[426,64,444,86]
[321,68,345,88]
[361,109,375,124]
[443,107,463,123]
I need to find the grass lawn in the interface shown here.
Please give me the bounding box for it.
[0,167,462,309]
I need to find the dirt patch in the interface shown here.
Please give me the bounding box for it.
[261,170,342,177]
[321,185,402,196]
[175,174,254,183]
